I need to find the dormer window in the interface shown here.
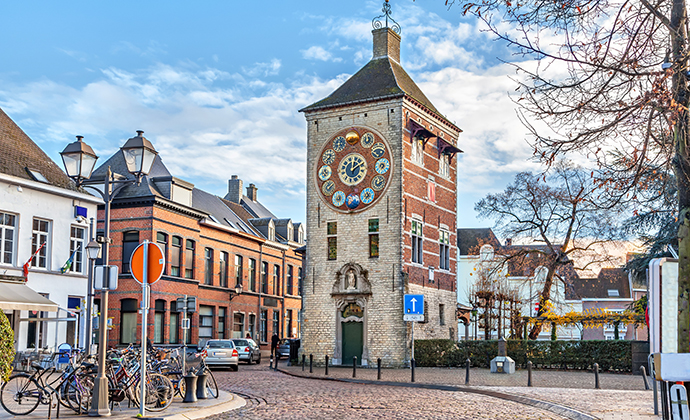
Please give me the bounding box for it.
[268,222,275,241]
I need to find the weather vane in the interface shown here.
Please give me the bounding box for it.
[372,0,401,34]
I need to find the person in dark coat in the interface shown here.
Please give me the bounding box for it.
[271,333,280,360]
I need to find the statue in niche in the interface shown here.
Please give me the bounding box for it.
[346,269,357,290]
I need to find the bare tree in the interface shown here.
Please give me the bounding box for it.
[476,161,623,338]
[447,0,690,350]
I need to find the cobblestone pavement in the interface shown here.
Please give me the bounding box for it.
[210,364,565,419]
[281,363,645,390]
[279,362,658,419]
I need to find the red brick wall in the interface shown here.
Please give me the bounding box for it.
[401,109,457,293]
[98,200,304,350]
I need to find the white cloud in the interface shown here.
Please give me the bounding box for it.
[242,59,282,77]
[301,46,342,62]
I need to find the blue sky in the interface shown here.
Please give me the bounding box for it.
[0,0,540,230]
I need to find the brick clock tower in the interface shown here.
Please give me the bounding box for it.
[300,2,462,367]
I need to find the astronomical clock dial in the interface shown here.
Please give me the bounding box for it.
[316,127,392,212]
[322,149,336,165]
[318,165,332,181]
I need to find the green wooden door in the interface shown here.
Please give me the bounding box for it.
[342,322,363,365]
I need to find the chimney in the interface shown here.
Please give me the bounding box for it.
[372,27,401,62]
[246,183,258,202]
[505,238,512,247]
[226,175,243,203]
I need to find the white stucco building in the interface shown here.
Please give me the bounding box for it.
[0,108,101,351]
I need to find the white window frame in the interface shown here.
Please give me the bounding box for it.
[411,220,423,265]
[69,226,85,274]
[439,230,450,270]
[411,137,424,166]
[32,218,51,269]
[439,153,450,178]
[0,211,17,266]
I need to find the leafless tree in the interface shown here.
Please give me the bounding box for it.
[475,161,623,338]
[447,0,690,351]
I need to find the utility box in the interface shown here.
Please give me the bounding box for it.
[490,337,515,374]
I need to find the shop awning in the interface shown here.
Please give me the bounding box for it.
[0,281,58,312]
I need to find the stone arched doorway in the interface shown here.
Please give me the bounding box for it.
[332,263,371,366]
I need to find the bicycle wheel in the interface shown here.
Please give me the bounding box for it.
[64,371,95,414]
[205,369,218,399]
[133,373,174,412]
[1,373,42,415]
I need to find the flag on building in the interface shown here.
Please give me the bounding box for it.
[23,242,46,280]
[60,246,80,274]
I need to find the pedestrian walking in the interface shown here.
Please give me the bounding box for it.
[271,333,280,361]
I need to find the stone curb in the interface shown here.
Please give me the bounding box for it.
[277,368,598,420]
[164,391,246,420]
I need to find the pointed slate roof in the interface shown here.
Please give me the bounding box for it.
[0,107,76,190]
[301,56,448,123]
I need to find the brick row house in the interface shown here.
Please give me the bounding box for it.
[90,142,305,350]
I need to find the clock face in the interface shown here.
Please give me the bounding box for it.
[338,153,368,186]
[316,127,392,213]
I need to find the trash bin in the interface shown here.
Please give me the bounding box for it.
[289,339,300,364]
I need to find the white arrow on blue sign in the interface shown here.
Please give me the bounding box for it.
[404,294,424,321]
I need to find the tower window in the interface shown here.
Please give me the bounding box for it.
[368,219,379,258]
[411,137,424,166]
[411,220,423,264]
[327,222,337,260]
[439,230,450,270]
[440,154,451,178]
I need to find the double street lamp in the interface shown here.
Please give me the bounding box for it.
[61,131,158,417]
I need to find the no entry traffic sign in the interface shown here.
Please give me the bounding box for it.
[130,241,165,284]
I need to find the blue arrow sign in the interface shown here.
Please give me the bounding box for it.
[404,294,424,315]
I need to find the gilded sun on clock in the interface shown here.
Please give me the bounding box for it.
[316,127,392,212]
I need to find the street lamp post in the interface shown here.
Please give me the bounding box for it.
[61,132,158,417]
[84,235,101,355]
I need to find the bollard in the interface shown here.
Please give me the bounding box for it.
[309,354,313,373]
[640,366,650,390]
[196,372,208,399]
[593,363,600,389]
[465,358,470,385]
[377,358,382,380]
[325,355,329,376]
[353,356,357,378]
[183,373,198,403]
[411,359,416,383]
[527,361,533,387]
[302,354,306,371]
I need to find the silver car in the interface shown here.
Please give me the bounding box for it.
[231,338,261,364]
[204,340,239,371]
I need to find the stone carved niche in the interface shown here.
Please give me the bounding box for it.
[331,262,371,365]
[331,262,371,296]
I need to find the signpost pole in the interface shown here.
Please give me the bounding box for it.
[140,240,149,418]
[411,320,414,369]
[182,295,188,376]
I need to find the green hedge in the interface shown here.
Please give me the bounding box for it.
[414,339,633,372]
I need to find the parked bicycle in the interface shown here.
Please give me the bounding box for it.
[0,352,96,415]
